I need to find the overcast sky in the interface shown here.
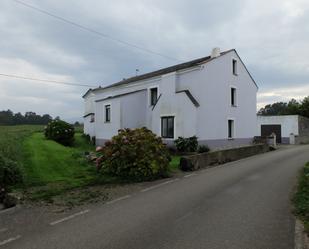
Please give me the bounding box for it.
[1,0,309,122]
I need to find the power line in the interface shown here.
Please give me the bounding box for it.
[0,73,97,87]
[12,0,182,62]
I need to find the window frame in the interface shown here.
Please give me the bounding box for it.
[230,87,237,107]
[148,86,159,107]
[150,87,158,106]
[228,119,235,139]
[161,116,175,139]
[232,59,238,76]
[104,104,111,123]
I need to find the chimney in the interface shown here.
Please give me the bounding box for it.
[211,47,221,58]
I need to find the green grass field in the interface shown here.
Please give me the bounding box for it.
[0,125,44,161]
[0,125,180,202]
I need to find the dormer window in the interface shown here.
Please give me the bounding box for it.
[150,87,158,106]
[232,59,237,75]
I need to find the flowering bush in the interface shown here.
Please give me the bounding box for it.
[174,136,198,152]
[44,120,75,146]
[0,153,22,202]
[96,127,170,181]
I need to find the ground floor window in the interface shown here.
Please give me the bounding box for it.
[161,116,174,138]
[228,119,234,139]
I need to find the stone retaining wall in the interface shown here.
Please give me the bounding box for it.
[180,144,270,171]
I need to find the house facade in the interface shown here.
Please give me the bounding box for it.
[83,48,258,149]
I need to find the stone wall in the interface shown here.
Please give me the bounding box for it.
[295,116,309,144]
[298,116,309,136]
[180,144,270,171]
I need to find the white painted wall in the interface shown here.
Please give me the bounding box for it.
[257,115,299,137]
[83,49,258,147]
[83,115,95,137]
[178,50,257,141]
[121,90,147,129]
[83,93,96,137]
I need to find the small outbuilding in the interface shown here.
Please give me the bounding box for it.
[257,115,309,144]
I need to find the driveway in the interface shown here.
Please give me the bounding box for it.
[1,145,309,249]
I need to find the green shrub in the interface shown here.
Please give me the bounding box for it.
[96,127,170,182]
[44,120,75,146]
[0,153,22,201]
[174,136,198,152]
[198,145,210,153]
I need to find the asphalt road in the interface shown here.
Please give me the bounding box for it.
[1,145,309,249]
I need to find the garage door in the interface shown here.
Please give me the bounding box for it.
[261,125,282,143]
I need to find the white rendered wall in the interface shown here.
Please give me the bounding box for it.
[177,50,257,141]
[83,93,96,137]
[85,50,257,146]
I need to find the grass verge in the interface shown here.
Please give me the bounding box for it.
[293,162,309,234]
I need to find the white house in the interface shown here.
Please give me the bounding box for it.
[83,48,258,149]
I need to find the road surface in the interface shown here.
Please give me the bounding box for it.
[1,145,309,249]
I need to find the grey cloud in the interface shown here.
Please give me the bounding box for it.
[1,0,309,121]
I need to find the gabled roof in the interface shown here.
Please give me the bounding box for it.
[83,49,257,98]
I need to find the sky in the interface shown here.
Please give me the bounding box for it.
[1,0,309,122]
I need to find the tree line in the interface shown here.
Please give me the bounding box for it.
[258,96,309,118]
[0,110,53,125]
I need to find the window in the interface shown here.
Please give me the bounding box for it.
[232,59,237,75]
[90,114,95,123]
[231,87,237,106]
[105,105,111,122]
[161,116,174,138]
[228,119,234,139]
[150,87,158,106]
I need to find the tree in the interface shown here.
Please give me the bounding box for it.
[300,96,309,118]
[286,99,301,115]
[0,110,55,125]
[258,96,309,118]
[258,102,288,115]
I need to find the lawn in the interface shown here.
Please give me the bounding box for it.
[0,125,44,162]
[169,155,180,171]
[1,125,181,202]
[293,162,309,234]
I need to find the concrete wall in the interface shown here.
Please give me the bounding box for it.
[298,116,309,136]
[180,144,270,171]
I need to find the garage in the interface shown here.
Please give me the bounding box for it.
[261,124,282,143]
[257,115,309,144]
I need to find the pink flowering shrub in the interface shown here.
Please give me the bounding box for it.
[44,120,75,146]
[96,127,170,181]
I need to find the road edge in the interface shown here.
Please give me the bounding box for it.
[295,219,309,249]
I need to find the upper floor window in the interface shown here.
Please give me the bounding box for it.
[228,119,234,139]
[161,116,174,138]
[105,105,111,122]
[232,59,238,75]
[150,87,158,106]
[231,87,237,106]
